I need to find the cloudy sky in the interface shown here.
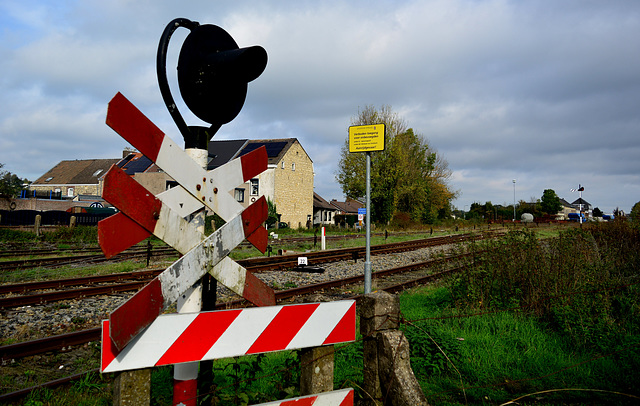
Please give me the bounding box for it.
[1,0,639,214]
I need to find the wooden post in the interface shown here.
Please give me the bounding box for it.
[70,215,76,228]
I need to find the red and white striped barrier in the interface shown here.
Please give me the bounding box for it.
[101,300,355,373]
[250,389,353,406]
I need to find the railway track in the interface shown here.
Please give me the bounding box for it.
[0,232,492,401]
[0,233,493,308]
[0,246,178,271]
[1,251,474,362]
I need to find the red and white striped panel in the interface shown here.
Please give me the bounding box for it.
[106,92,267,222]
[250,389,353,406]
[101,300,355,373]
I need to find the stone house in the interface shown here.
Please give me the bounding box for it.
[208,138,314,229]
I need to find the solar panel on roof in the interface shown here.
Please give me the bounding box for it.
[122,155,153,175]
[240,141,288,158]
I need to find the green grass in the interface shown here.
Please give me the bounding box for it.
[399,284,640,405]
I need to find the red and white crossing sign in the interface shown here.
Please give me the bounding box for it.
[98,92,275,351]
[98,144,268,258]
[101,300,355,373]
[250,389,354,406]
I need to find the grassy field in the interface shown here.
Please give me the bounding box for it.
[4,221,638,405]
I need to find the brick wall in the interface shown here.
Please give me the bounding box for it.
[274,141,314,228]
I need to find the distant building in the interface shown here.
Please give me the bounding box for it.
[330,198,364,215]
[208,138,314,228]
[313,192,336,226]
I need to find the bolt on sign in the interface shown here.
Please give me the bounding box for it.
[348,124,386,153]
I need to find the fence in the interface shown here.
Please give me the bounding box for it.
[0,209,115,227]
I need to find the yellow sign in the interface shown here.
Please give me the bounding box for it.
[348,124,386,153]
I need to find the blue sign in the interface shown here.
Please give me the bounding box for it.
[358,208,366,215]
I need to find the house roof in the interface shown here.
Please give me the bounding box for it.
[32,151,158,186]
[313,192,336,211]
[116,152,156,175]
[207,139,250,170]
[207,138,309,169]
[559,198,574,208]
[330,198,364,214]
[32,159,120,185]
[572,197,591,207]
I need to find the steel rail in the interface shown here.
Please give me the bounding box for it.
[0,281,149,308]
[0,252,474,361]
[0,269,162,295]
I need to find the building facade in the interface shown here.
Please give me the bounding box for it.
[209,138,314,228]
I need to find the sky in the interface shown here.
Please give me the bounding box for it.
[1,0,639,215]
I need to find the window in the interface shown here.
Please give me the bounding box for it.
[281,161,285,169]
[234,188,245,203]
[250,179,259,196]
[292,163,296,171]
[67,187,74,197]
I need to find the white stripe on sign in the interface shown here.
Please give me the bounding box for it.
[204,305,282,359]
[101,300,355,373]
[287,300,353,349]
[249,388,354,406]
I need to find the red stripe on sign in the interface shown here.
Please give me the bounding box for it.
[100,320,117,372]
[242,270,276,307]
[340,389,354,406]
[247,303,320,354]
[241,196,268,237]
[98,213,151,258]
[323,301,356,345]
[240,145,268,181]
[106,93,165,162]
[245,225,268,253]
[101,165,163,234]
[156,309,242,366]
[280,397,317,406]
[110,278,164,351]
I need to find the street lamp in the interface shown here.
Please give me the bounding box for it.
[512,179,516,221]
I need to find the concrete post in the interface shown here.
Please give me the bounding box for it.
[299,345,335,396]
[34,214,41,236]
[360,291,428,406]
[70,215,77,228]
[112,369,151,406]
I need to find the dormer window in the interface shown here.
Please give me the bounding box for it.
[45,177,53,182]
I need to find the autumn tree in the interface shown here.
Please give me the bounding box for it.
[335,105,456,224]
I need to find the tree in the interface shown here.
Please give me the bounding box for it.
[0,164,28,198]
[592,207,603,217]
[266,197,280,228]
[540,189,562,216]
[630,201,640,228]
[336,105,457,224]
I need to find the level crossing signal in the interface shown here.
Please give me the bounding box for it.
[98,19,355,406]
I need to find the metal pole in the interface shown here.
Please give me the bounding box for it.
[364,152,372,294]
[512,179,516,221]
